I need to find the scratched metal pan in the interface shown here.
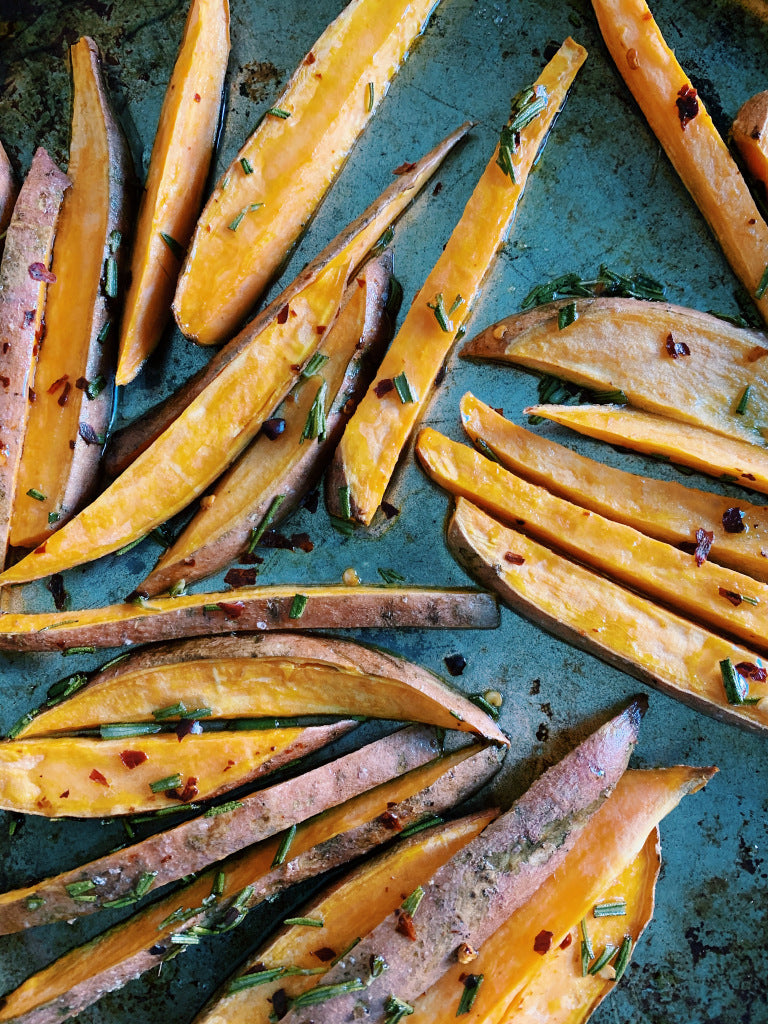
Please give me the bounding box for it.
[0,0,766,1020]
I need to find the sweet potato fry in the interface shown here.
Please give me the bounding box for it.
[0,139,17,240]
[732,91,768,191]
[117,0,230,382]
[525,403,768,495]
[590,0,768,325]
[462,298,768,446]
[459,393,768,583]
[15,633,508,745]
[173,0,439,345]
[326,37,587,525]
[447,498,768,733]
[0,148,70,568]
[11,38,133,550]
[0,585,498,652]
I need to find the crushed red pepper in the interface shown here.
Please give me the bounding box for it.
[28,262,56,283]
[665,333,690,358]
[676,83,699,128]
[693,528,714,566]
[735,661,767,681]
[719,586,743,607]
[120,750,148,769]
[722,507,745,533]
[89,768,108,785]
[395,909,417,940]
[534,929,554,954]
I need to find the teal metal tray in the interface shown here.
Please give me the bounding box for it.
[0,0,767,1020]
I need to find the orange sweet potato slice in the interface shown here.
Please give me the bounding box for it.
[525,402,768,494]
[447,498,768,733]
[0,720,352,817]
[15,633,508,745]
[0,742,501,1022]
[417,426,768,655]
[326,37,587,526]
[732,91,768,191]
[0,139,17,239]
[11,37,133,550]
[0,148,70,569]
[117,0,230,382]
[462,298,768,446]
[0,585,498,652]
[590,0,768,325]
[104,123,470,478]
[173,0,439,345]
[140,251,395,596]
[459,393,768,583]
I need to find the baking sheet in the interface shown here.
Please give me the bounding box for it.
[0,0,767,1019]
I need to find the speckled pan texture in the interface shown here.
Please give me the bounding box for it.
[0,0,766,1020]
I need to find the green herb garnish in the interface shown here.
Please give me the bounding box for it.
[48,510,60,524]
[399,814,444,838]
[66,879,97,901]
[300,381,328,442]
[96,321,111,345]
[284,915,324,927]
[289,594,308,619]
[366,81,375,112]
[267,107,291,119]
[302,352,329,378]
[99,722,162,740]
[149,773,183,793]
[736,385,752,415]
[593,899,626,917]
[378,567,405,585]
[248,493,286,552]
[160,232,185,260]
[239,157,253,175]
[62,646,96,657]
[587,943,618,975]
[338,484,352,519]
[228,202,264,231]
[26,488,46,501]
[153,701,188,721]
[227,967,287,994]
[468,692,501,720]
[385,995,415,1022]
[755,264,768,300]
[272,823,297,866]
[558,301,577,330]
[456,973,484,1015]
[473,437,501,463]
[115,536,146,555]
[104,256,118,298]
[203,800,243,817]
[613,935,633,980]
[290,979,367,1008]
[427,293,452,332]
[720,657,749,704]
[85,375,106,400]
[25,896,45,911]
[400,886,424,917]
[393,372,415,404]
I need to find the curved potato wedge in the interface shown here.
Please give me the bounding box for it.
[459,393,768,583]
[447,498,768,733]
[0,139,17,239]
[733,91,768,191]
[173,0,439,345]
[15,633,507,745]
[0,585,498,652]
[117,0,230,383]
[11,37,134,550]
[0,721,352,817]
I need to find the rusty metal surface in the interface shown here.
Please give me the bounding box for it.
[0,0,766,1020]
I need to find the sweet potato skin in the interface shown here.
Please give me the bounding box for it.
[0,140,17,239]
[732,91,768,189]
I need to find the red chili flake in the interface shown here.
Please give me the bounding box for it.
[380,809,402,830]
[89,768,109,785]
[22,309,35,327]
[305,51,316,64]
[28,262,56,283]
[693,528,714,566]
[175,776,199,802]
[69,439,76,450]
[194,92,201,102]
[276,304,290,324]
[224,567,258,588]
[223,759,236,771]
[34,542,47,554]
[176,719,203,741]
[533,929,554,954]
[665,333,690,358]
[381,501,400,519]
[262,417,286,439]
[79,422,103,445]
[182,557,196,567]
[743,473,757,481]
[219,600,245,618]
[58,381,72,407]
[735,661,767,681]
[444,653,467,676]
[493,407,504,416]
[59,790,70,799]
[395,909,417,941]
[374,378,395,398]
[312,947,337,963]
[28,388,36,403]
[626,47,640,69]
[676,84,699,129]
[0,376,9,388]
[722,507,745,534]
[2,342,10,354]
[47,374,69,394]
[393,161,417,175]
[46,573,69,612]
[120,750,148,769]
[560,933,573,950]
[719,586,743,607]
[504,551,525,565]
[315,324,327,334]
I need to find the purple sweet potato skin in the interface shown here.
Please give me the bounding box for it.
[281,700,646,1024]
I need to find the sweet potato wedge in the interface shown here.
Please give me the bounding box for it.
[0,720,353,817]
[0,585,498,652]
[0,731,502,931]
[525,403,768,494]
[140,251,395,596]
[459,393,768,582]
[0,745,501,1024]
[0,139,17,240]
[173,0,439,345]
[447,498,768,733]
[104,123,470,478]
[10,38,133,550]
[326,38,587,526]
[272,700,644,1022]
[15,633,508,745]
[411,765,715,1022]
[417,426,768,654]
[193,811,498,1024]
[590,0,768,325]
[117,0,229,382]
[732,91,768,191]
[462,298,768,446]
[0,148,70,568]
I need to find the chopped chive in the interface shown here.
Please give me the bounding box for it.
[66,879,96,898]
[588,943,618,975]
[302,352,329,377]
[736,385,752,415]
[96,321,111,345]
[227,967,287,994]
[247,493,286,552]
[62,646,96,657]
[99,722,162,739]
[558,301,577,330]
[267,107,291,119]
[378,567,405,585]
[592,388,628,405]
[290,979,367,1008]
[153,701,188,721]
[593,899,627,917]
[5,711,36,740]
[755,265,768,300]
[272,823,297,866]
[289,594,308,619]
[85,375,106,400]
[204,799,243,817]
[149,773,183,793]
[284,916,324,927]
[45,671,89,704]
[385,994,415,1022]
[399,814,443,838]
[160,232,185,260]
[613,935,633,980]
[130,803,200,823]
[580,917,594,960]
[456,973,484,1015]
[338,484,352,519]
[720,657,749,704]
[212,870,226,898]
[239,157,254,175]
[134,871,158,898]
[203,603,222,611]
[496,125,517,180]
[427,293,452,332]
[228,202,264,231]
[372,225,395,255]
[25,896,45,911]
[104,256,118,298]
[26,488,46,501]
[102,894,138,909]
[300,380,328,442]
[169,932,200,945]
[393,372,415,404]
[740,594,759,606]
[449,709,464,722]
[365,81,375,111]
[400,886,424,917]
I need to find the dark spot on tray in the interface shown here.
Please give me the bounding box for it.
[536,722,549,742]
[737,834,763,876]
[237,60,282,103]
[529,678,541,695]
